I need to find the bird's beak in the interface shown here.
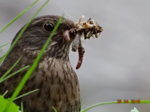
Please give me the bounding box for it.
[63,30,71,42]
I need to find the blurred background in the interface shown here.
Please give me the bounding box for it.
[0,0,150,111]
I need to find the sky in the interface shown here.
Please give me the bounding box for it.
[0,0,150,111]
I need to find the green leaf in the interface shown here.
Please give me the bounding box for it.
[2,90,8,97]
[0,96,20,112]
[20,102,24,112]
[0,57,22,81]
[14,89,39,101]
[0,54,6,64]
[0,65,30,83]
[52,106,58,112]
[81,101,117,112]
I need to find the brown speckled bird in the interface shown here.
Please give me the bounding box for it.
[0,15,81,112]
[0,15,102,112]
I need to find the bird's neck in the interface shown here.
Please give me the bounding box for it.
[19,41,71,62]
[45,41,71,61]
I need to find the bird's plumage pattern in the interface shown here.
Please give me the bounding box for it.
[0,15,80,112]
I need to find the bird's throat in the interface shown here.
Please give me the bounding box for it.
[45,42,71,61]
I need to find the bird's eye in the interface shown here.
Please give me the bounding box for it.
[43,23,54,32]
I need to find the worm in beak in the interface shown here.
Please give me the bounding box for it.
[71,16,103,69]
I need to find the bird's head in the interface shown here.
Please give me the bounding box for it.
[13,15,102,69]
[15,15,76,50]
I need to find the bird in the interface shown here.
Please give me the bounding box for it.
[0,15,81,112]
[0,15,103,112]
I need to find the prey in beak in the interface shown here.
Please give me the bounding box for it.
[64,16,103,69]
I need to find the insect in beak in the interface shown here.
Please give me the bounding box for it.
[71,16,103,69]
